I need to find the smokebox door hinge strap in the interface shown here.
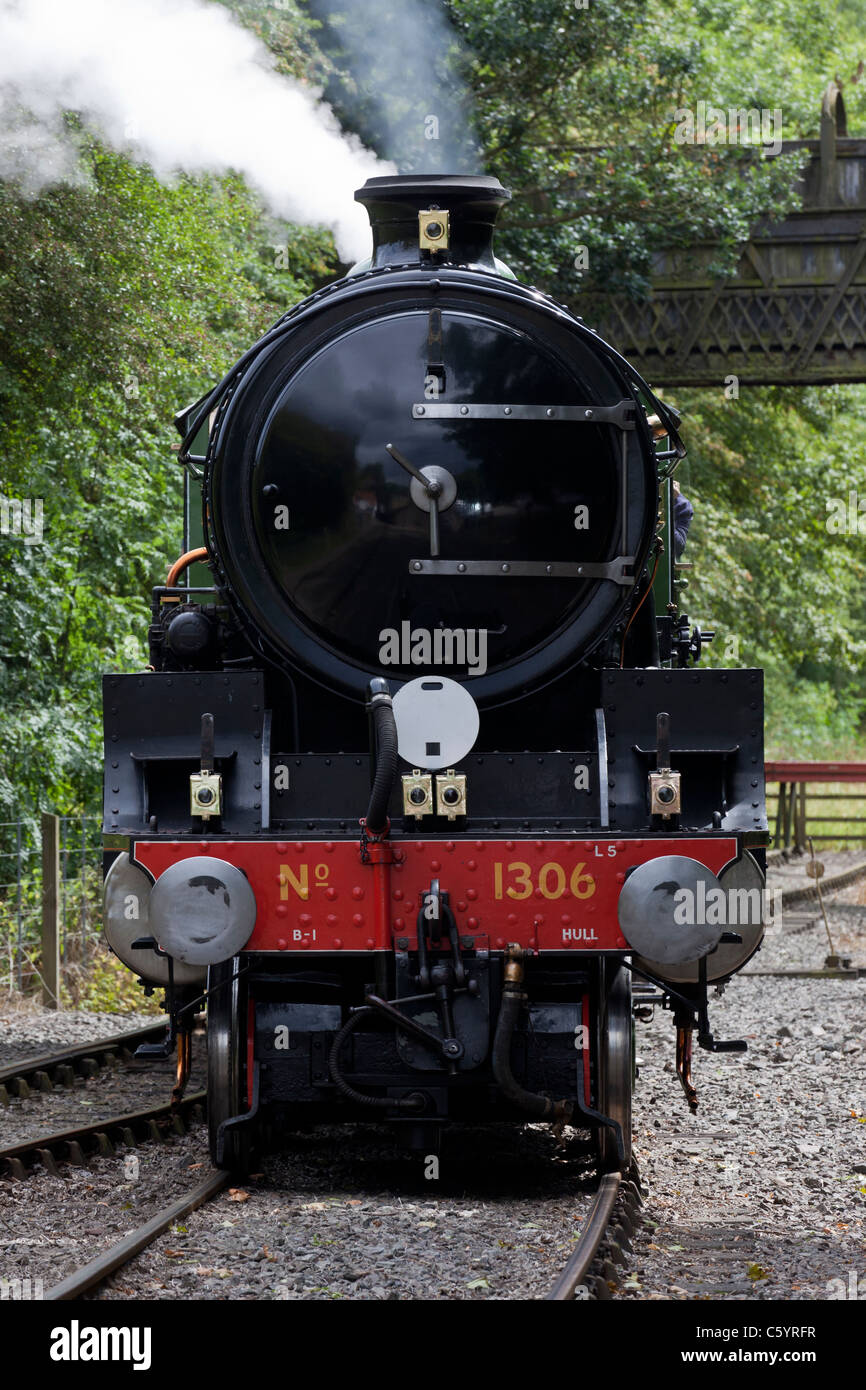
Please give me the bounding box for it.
[411,401,637,428]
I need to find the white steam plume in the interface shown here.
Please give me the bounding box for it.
[305,0,480,174]
[0,0,394,259]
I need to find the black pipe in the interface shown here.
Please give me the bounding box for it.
[492,993,556,1119]
[365,678,398,834]
[491,952,572,1122]
[328,1008,424,1111]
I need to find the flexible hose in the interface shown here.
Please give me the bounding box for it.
[492,992,558,1119]
[365,681,398,834]
[328,1007,424,1111]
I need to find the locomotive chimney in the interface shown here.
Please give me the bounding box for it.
[354,174,511,271]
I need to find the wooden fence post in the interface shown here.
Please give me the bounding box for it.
[774,782,786,849]
[41,812,60,1009]
[795,781,808,854]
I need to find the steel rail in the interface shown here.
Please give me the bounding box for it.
[780,858,866,907]
[0,1090,206,1179]
[0,1023,167,1103]
[546,1171,622,1301]
[45,1168,230,1300]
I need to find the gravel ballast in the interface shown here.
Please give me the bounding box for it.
[90,1124,599,1301]
[0,1008,157,1069]
[622,895,865,1301]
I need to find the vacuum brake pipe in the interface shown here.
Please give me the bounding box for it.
[364,678,399,835]
[328,1007,425,1111]
[492,946,573,1122]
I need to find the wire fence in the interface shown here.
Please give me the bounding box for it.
[0,814,103,1001]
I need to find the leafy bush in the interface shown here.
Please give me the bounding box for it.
[60,941,163,1015]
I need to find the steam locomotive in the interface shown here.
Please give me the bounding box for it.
[102,174,767,1174]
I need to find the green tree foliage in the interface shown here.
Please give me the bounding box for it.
[676,385,866,754]
[0,139,337,821]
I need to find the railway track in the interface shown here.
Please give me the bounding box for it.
[45,1168,230,1301]
[0,1022,167,1106]
[775,855,866,908]
[546,1169,643,1301]
[0,1089,206,1179]
[39,1159,643,1303]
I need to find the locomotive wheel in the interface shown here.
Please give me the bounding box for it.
[207,957,253,1173]
[596,960,633,1172]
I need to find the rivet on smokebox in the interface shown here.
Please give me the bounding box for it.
[276,904,288,917]
[277,938,287,950]
[366,938,375,950]
[352,887,364,900]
